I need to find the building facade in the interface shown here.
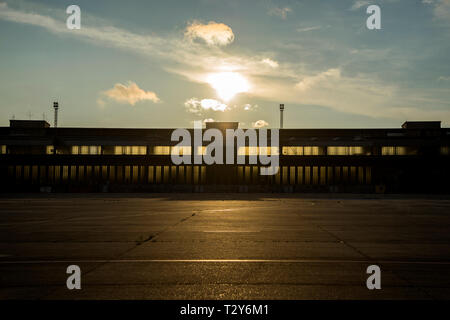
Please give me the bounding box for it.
[1,120,449,193]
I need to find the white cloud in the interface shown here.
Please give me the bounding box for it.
[243,104,258,111]
[184,20,234,46]
[261,58,279,68]
[422,0,434,4]
[184,98,228,114]
[438,76,450,81]
[350,1,371,11]
[268,7,292,19]
[297,26,322,32]
[203,118,215,123]
[101,82,160,106]
[252,120,269,128]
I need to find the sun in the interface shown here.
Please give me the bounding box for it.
[206,72,250,101]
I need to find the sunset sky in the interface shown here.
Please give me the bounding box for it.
[1,0,450,128]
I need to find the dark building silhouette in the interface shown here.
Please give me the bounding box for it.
[0,120,449,193]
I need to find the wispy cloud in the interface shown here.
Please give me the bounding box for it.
[433,0,450,23]
[295,68,341,91]
[268,7,292,19]
[185,20,234,46]
[297,26,322,32]
[350,1,370,11]
[261,58,279,68]
[100,82,160,106]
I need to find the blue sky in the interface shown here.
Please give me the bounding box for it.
[0,0,449,128]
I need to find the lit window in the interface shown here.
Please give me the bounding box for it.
[349,146,364,155]
[282,146,303,155]
[282,146,321,155]
[260,146,279,156]
[237,146,279,156]
[171,146,191,155]
[328,146,348,156]
[382,146,396,156]
[152,146,171,155]
[139,146,147,155]
[0,145,6,154]
[304,146,319,156]
[131,146,139,155]
[46,146,54,154]
[382,146,417,156]
[441,146,449,155]
[114,146,123,155]
[196,146,207,156]
[80,146,89,155]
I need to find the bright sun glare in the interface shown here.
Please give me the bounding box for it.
[207,72,250,101]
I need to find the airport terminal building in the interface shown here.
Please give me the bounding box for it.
[0,119,449,193]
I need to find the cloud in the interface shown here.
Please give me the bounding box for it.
[2,2,450,124]
[184,98,228,114]
[350,1,371,11]
[268,7,292,19]
[101,82,160,106]
[261,58,279,68]
[0,2,168,57]
[295,68,341,91]
[438,76,450,81]
[297,26,322,32]
[433,0,450,22]
[422,0,434,4]
[252,120,269,128]
[243,104,258,111]
[203,118,215,123]
[184,21,234,46]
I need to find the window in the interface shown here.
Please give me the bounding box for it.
[152,146,171,155]
[327,146,368,156]
[382,146,395,156]
[113,146,147,155]
[441,146,449,155]
[196,146,207,156]
[72,145,102,155]
[239,146,279,156]
[282,146,303,155]
[327,146,347,156]
[382,146,418,156]
[282,146,319,156]
[46,146,54,154]
[0,145,6,154]
[89,146,101,155]
[171,146,192,156]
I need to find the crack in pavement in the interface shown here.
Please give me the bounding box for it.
[37,210,198,299]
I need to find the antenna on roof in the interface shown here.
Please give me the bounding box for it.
[53,101,59,128]
[279,104,285,129]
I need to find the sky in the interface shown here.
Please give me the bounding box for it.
[0,0,450,129]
